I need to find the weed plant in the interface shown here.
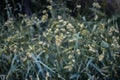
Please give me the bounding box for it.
[0,1,120,80]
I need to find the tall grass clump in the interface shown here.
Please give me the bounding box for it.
[0,1,120,80]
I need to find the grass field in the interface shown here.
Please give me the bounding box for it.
[0,1,120,80]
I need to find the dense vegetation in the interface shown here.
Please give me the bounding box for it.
[0,0,120,80]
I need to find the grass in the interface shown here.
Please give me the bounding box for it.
[0,1,120,80]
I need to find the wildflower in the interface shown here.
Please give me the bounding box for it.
[6,36,13,42]
[81,29,90,35]
[96,24,105,33]
[63,21,68,26]
[56,24,60,28]
[98,54,104,61]
[55,33,64,46]
[18,13,25,17]
[69,39,74,42]
[66,31,70,35]
[76,49,80,55]
[72,59,75,63]
[54,28,59,34]
[47,5,52,10]
[47,29,53,34]
[92,2,101,8]
[94,15,98,20]
[68,54,73,59]
[88,45,98,53]
[58,15,62,20]
[13,45,17,53]
[20,56,27,62]
[60,28,66,32]
[41,14,48,22]
[38,41,44,45]
[76,5,81,9]
[55,35,61,46]
[42,10,47,14]
[59,19,64,23]
[4,18,14,27]
[64,65,73,71]
[67,23,74,29]
[26,20,32,26]
[26,52,31,58]
[71,28,76,33]
[78,23,84,29]
[43,32,47,37]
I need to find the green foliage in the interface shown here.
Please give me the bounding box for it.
[0,1,120,80]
